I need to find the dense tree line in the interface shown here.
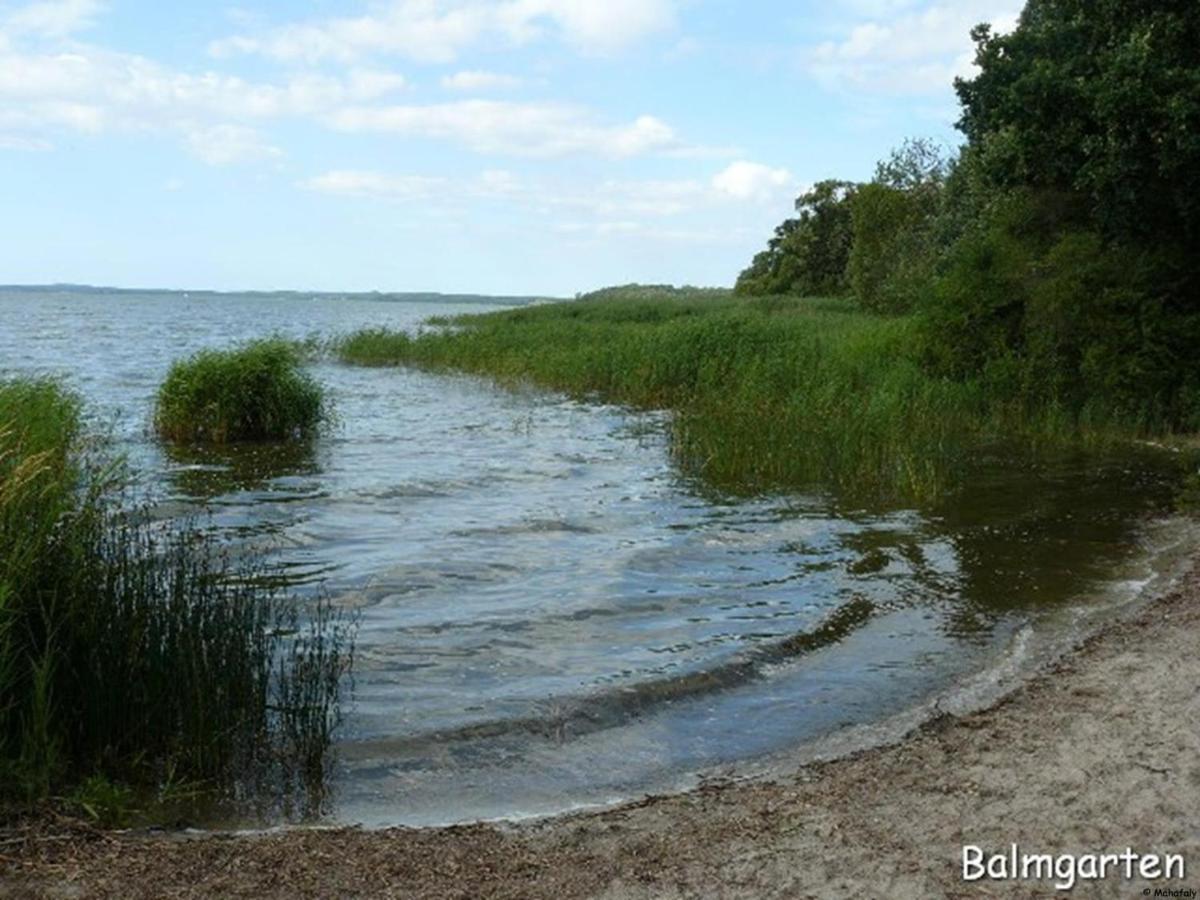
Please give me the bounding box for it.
[737,0,1200,429]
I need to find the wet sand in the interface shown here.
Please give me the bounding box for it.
[3,557,1199,899]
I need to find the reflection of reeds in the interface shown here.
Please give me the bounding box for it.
[335,287,1148,502]
[1,378,353,821]
[162,437,322,500]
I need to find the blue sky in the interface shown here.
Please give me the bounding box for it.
[0,0,1021,295]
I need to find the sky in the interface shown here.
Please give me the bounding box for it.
[0,0,1022,296]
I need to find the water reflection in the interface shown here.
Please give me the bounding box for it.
[162,438,323,500]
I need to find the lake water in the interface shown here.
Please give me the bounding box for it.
[1,287,1194,827]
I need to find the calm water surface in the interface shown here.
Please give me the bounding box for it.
[0,287,1190,826]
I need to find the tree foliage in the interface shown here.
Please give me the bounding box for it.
[735,180,857,297]
[923,0,1200,427]
[736,0,1200,429]
[848,139,950,314]
[956,1,1200,244]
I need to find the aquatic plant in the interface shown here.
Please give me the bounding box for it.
[0,377,353,819]
[333,327,412,367]
[335,286,1144,501]
[154,338,329,443]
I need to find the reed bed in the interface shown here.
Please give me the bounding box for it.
[0,378,352,821]
[335,288,1137,500]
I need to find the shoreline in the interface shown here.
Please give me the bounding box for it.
[4,548,1199,897]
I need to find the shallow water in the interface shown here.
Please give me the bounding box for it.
[0,287,1189,826]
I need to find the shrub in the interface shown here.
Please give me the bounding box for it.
[155,338,328,443]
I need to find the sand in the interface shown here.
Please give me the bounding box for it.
[3,557,1199,899]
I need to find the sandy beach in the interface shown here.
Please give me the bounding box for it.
[3,555,1198,899]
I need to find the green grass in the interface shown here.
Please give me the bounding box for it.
[1,377,353,821]
[335,286,1142,501]
[154,338,329,443]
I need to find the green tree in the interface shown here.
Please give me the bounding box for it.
[735,180,858,297]
[956,1,1200,244]
[923,0,1200,427]
[849,139,950,313]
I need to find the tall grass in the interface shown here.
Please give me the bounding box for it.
[335,287,1138,500]
[155,338,329,443]
[0,378,352,819]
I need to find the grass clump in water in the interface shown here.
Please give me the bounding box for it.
[1,377,353,820]
[154,338,329,443]
[335,286,1143,501]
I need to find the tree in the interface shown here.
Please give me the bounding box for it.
[956,2,1200,244]
[848,139,951,313]
[919,0,1200,427]
[735,180,858,297]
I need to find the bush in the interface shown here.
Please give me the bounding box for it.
[1,378,353,818]
[155,338,328,443]
[920,192,1200,429]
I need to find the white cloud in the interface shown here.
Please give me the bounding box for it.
[326,101,682,158]
[0,2,695,167]
[555,220,749,244]
[0,132,53,150]
[440,69,523,92]
[184,123,282,165]
[0,40,409,158]
[0,46,407,121]
[806,1,1021,95]
[301,161,794,218]
[301,169,448,198]
[210,0,677,64]
[3,0,103,38]
[711,161,794,201]
[0,33,690,162]
[506,0,676,54]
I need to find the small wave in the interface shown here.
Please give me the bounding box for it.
[450,518,598,538]
[341,596,875,759]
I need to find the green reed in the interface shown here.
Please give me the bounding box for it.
[154,338,329,443]
[335,287,1141,501]
[0,378,352,820]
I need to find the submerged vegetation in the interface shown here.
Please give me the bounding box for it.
[155,338,329,443]
[0,377,352,820]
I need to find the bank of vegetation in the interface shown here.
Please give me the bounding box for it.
[338,1,1200,500]
[338,290,1144,499]
[0,377,351,824]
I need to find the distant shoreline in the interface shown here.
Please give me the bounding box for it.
[1,284,560,304]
